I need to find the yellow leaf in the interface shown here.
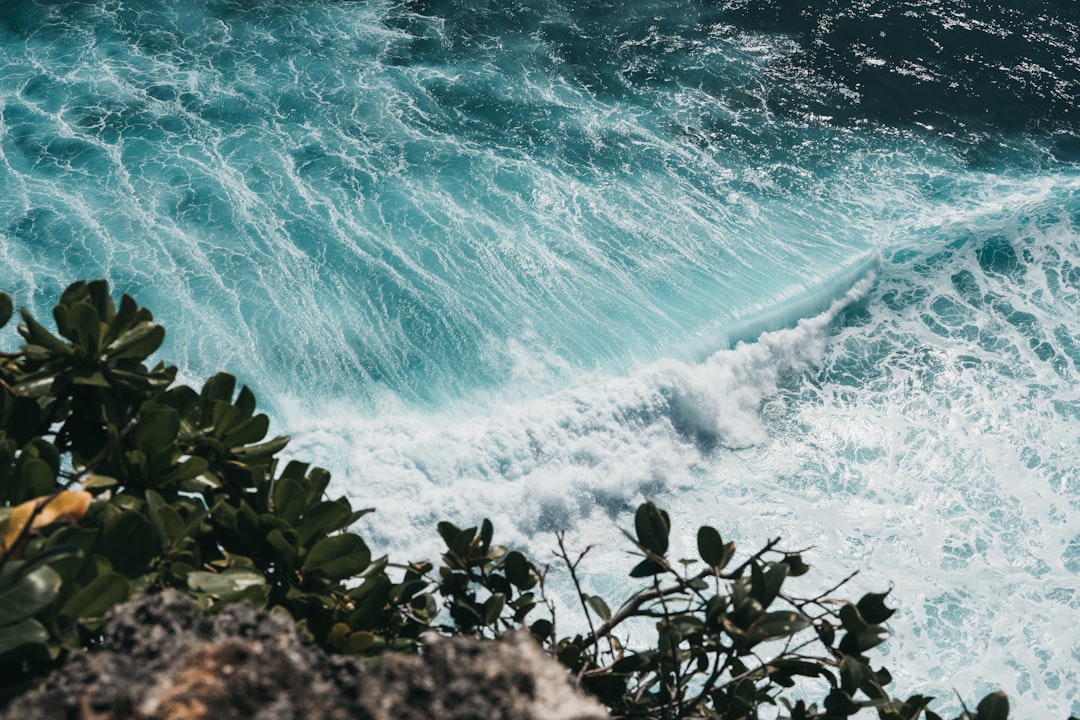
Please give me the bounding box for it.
[1,491,92,557]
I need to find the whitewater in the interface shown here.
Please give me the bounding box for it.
[1,0,1078,715]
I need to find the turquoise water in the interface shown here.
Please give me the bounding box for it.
[2,0,1079,714]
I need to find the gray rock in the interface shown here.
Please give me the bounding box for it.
[357,630,607,720]
[2,591,608,720]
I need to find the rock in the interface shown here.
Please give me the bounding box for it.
[357,630,607,720]
[2,591,608,720]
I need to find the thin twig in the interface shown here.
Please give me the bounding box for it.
[802,568,860,604]
[721,537,783,579]
[581,538,786,652]
[653,575,684,719]
[555,532,601,670]
[580,570,704,651]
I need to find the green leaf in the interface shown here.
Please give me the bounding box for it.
[231,436,291,460]
[222,414,270,448]
[163,385,200,418]
[235,501,262,549]
[3,546,82,584]
[187,568,267,599]
[0,565,62,625]
[267,529,298,569]
[100,509,157,577]
[43,526,98,565]
[59,573,130,619]
[856,591,895,624]
[784,553,810,576]
[347,575,392,628]
[479,518,494,555]
[634,501,669,556]
[442,523,477,561]
[306,467,331,498]
[105,321,164,361]
[0,618,48,658]
[18,309,72,356]
[86,280,115,321]
[975,692,1009,720]
[11,371,56,397]
[20,457,55,496]
[156,504,186,543]
[145,490,185,545]
[839,603,870,632]
[750,561,788,610]
[629,557,666,577]
[302,534,371,581]
[182,472,221,492]
[102,294,138,346]
[584,594,611,622]
[483,593,506,625]
[272,476,307,525]
[890,696,937,720]
[109,367,173,391]
[208,400,243,438]
[295,499,354,547]
[235,385,256,417]
[582,674,627,705]
[824,689,861,716]
[164,456,209,484]
[57,280,90,309]
[277,460,309,482]
[344,631,378,654]
[504,551,535,590]
[200,373,237,411]
[768,659,835,684]
[529,618,553,642]
[697,525,726,568]
[839,626,888,656]
[71,371,110,388]
[839,655,874,695]
[67,301,102,353]
[84,475,119,490]
[135,406,180,454]
[0,293,12,329]
[438,521,462,548]
[612,650,659,673]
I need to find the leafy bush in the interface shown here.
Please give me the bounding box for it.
[0,282,1010,719]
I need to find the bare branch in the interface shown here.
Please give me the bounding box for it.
[554,532,602,669]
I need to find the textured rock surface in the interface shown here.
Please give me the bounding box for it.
[356,629,606,720]
[2,590,608,720]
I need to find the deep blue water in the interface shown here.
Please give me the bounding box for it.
[1,0,1078,713]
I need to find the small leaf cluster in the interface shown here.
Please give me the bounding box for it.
[0,282,436,700]
[543,502,1013,720]
[0,283,1016,719]
[434,518,547,639]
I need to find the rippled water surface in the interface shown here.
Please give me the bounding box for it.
[1,0,1078,714]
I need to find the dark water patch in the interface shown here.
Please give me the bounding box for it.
[977,236,1022,276]
[722,0,1079,152]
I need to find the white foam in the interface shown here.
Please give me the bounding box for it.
[278,193,1080,717]
[278,274,875,602]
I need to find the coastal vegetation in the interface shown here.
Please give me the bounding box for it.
[0,281,1011,719]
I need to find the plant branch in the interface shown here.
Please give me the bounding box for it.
[0,418,137,568]
[555,532,603,669]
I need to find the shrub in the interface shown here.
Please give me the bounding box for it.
[0,281,1010,719]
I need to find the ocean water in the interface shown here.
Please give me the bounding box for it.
[1,0,1078,714]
